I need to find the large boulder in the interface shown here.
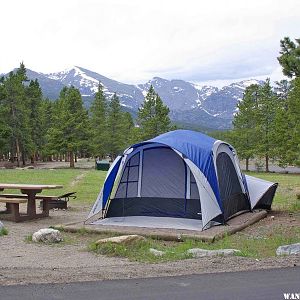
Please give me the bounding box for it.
[276,243,300,256]
[32,228,63,243]
[187,248,241,258]
[95,235,146,245]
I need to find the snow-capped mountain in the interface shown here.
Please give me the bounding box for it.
[46,66,144,109]
[4,66,263,130]
[137,76,263,128]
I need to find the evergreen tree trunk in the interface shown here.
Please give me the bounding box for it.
[265,154,269,172]
[69,151,75,168]
[246,158,249,172]
[15,139,21,167]
[21,152,26,167]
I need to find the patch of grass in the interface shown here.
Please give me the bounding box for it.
[78,227,90,235]
[89,239,192,263]
[0,169,106,205]
[291,200,300,211]
[210,226,300,258]
[73,170,106,204]
[0,227,8,236]
[24,234,32,242]
[88,224,300,262]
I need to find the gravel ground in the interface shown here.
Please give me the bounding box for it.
[1,203,299,286]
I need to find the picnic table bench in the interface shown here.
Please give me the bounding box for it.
[0,183,63,222]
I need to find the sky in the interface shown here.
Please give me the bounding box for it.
[1,0,299,85]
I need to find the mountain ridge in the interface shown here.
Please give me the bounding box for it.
[3,66,264,130]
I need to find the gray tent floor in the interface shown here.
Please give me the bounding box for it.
[55,210,267,242]
[92,216,210,231]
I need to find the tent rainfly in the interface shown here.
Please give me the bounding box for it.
[86,130,278,231]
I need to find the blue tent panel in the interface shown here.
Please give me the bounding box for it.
[102,157,122,208]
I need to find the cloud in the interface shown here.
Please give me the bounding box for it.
[1,0,300,83]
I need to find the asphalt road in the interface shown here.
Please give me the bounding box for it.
[1,267,299,300]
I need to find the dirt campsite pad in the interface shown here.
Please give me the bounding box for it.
[56,210,268,242]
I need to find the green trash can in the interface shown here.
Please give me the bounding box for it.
[95,160,110,171]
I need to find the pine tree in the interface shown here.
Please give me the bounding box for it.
[272,80,293,166]
[277,37,300,78]
[1,63,31,166]
[121,111,135,147]
[40,98,55,161]
[47,86,89,167]
[26,79,43,163]
[0,77,11,155]
[46,97,66,160]
[107,93,124,159]
[232,84,260,171]
[284,78,300,165]
[274,80,292,109]
[138,85,171,140]
[89,83,108,158]
[255,79,278,172]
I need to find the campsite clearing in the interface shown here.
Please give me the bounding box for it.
[0,206,299,285]
[0,166,299,285]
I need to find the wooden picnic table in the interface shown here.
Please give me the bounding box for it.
[0,183,63,222]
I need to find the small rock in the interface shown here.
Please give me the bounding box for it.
[32,228,63,243]
[276,243,300,256]
[187,248,241,258]
[95,235,146,245]
[270,215,275,220]
[0,221,4,230]
[149,248,165,257]
[25,166,34,169]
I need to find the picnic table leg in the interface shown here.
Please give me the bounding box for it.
[0,188,10,213]
[5,203,12,213]
[41,198,49,217]
[21,189,42,218]
[10,203,21,222]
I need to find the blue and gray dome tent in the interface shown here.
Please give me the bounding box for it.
[87,130,277,230]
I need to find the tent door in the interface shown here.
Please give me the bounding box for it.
[106,147,201,220]
[216,152,250,221]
